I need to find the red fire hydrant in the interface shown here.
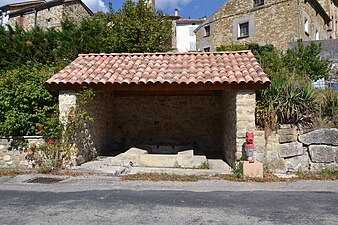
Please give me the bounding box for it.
[245,128,254,163]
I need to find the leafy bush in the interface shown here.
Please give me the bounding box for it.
[316,89,338,128]
[24,90,94,171]
[0,63,58,136]
[284,41,330,81]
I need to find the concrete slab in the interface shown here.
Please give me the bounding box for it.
[243,161,263,178]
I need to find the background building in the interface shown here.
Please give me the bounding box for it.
[195,0,338,51]
[0,0,93,30]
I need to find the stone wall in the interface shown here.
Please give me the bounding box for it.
[235,91,256,162]
[8,1,91,31]
[63,1,92,26]
[0,136,44,168]
[254,127,338,173]
[222,91,237,166]
[84,92,226,158]
[196,0,331,51]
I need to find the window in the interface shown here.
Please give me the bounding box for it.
[238,22,249,38]
[304,18,309,36]
[315,29,319,40]
[253,0,265,7]
[204,47,210,52]
[46,19,51,28]
[189,42,196,51]
[189,27,195,36]
[204,25,210,37]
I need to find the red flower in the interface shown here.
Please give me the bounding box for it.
[37,125,41,130]
[30,146,36,151]
[23,148,28,153]
[48,140,54,145]
[69,111,73,115]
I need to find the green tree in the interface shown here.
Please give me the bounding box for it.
[105,0,172,53]
[284,40,330,81]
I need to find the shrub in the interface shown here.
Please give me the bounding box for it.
[0,63,58,136]
[24,89,94,171]
[316,89,338,128]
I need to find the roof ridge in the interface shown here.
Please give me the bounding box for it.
[78,50,252,57]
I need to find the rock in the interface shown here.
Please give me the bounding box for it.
[3,155,11,162]
[255,146,264,154]
[299,128,338,146]
[336,150,338,164]
[192,155,208,167]
[278,128,298,143]
[139,155,178,168]
[255,153,266,163]
[123,147,148,155]
[310,163,337,172]
[309,145,336,163]
[267,150,279,161]
[284,154,310,172]
[177,150,193,156]
[279,142,303,158]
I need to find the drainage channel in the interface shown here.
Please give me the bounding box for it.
[26,177,65,184]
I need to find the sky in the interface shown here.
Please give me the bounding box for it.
[0,0,226,19]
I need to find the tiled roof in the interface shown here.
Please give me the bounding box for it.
[46,51,270,89]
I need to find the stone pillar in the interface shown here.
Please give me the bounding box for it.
[59,90,77,122]
[222,91,237,167]
[236,91,256,161]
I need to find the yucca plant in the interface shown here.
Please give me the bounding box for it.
[256,70,318,130]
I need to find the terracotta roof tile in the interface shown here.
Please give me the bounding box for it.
[46,51,270,87]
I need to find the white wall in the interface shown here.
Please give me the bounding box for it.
[0,11,9,29]
[176,23,200,52]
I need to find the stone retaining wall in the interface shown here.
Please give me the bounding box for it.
[0,136,44,168]
[254,127,338,173]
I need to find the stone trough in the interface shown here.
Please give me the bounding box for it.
[105,147,207,168]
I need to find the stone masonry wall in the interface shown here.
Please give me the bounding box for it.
[196,0,331,51]
[84,93,225,158]
[254,127,338,173]
[8,1,91,31]
[63,1,92,25]
[222,91,237,166]
[0,136,44,168]
[235,91,256,162]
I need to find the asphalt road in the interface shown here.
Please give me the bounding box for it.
[0,175,337,225]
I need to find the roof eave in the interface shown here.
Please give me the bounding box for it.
[307,0,331,24]
[9,0,93,18]
[333,0,338,7]
[46,82,271,91]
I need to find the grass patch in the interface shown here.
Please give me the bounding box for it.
[215,169,338,182]
[197,161,212,170]
[121,173,202,182]
[0,168,100,177]
[296,169,338,180]
[0,168,36,177]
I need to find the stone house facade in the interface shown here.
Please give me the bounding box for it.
[0,0,93,31]
[195,0,338,51]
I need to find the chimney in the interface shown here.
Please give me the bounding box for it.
[175,8,179,17]
[145,0,155,11]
